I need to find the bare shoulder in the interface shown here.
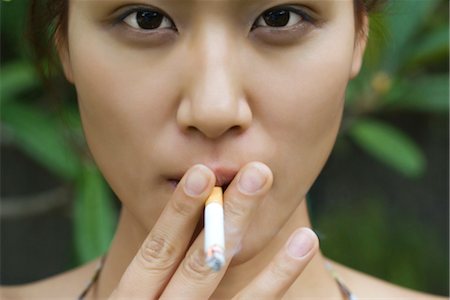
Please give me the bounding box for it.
[331,260,448,299]
[0,258,100,300]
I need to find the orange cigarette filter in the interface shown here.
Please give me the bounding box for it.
[205,186,223,205]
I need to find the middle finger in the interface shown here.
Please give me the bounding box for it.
[160,162,273,299]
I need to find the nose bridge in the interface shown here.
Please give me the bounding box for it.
[194,26,235,114]
[177,21,251,138]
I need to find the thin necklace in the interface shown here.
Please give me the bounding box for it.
[78,255,106,300]
[325,261,358,300]
[77,256,357,300]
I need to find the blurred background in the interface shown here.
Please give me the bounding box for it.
[0,0,448,296]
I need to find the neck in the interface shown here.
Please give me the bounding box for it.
[93,199,342,299]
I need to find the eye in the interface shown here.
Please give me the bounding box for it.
[253,7,311,29]
[122,9,175,30]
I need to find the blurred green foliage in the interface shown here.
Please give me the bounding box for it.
[1,0,116,264]
[315,0,448,295]
[345,0,448,178]
[0,0,448,294]
[316,196,448,294]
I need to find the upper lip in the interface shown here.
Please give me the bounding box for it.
[211,166,239,187]
[168,164,240,187]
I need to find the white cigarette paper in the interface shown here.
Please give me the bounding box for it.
[204,187,225,271]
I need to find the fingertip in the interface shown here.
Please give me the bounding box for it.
[248,161,274,184]
[286,227,319,259]
[183,164,215,197]
[236,161,273,195]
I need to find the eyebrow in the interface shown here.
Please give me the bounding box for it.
[82,0,334,24]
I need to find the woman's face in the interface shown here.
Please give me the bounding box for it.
[60,0,365,261]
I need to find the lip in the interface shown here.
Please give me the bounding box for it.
[167,164,240,190]
[212,166,239,187]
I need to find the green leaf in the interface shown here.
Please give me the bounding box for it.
[74,164,117,263]
[349,118,426,178]
[406,25,449,67]
[1,102,80,180]
[385,74,449,112]
[382,0,441,72]
[0,61,39,104]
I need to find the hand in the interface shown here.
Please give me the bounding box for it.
[109,162,319,299]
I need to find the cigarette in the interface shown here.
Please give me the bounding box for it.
[204,187,225,271]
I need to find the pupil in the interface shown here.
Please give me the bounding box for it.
[263,9,289,27]
[136,11,163,29]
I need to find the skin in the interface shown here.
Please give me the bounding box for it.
[62,1,362,297]
[0,0,446,299]
[63,1,360,297]
[64,0,360,264]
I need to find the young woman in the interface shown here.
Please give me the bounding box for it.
[1,0,446,299]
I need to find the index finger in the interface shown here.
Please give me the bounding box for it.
[235,228,319,299]
[160,162,273,299]
[110,165,215,299]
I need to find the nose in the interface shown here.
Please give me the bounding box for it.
[176,26,252,139]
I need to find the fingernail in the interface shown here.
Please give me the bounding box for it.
[287,228,315,258]
[184,166,210,196]
[238,164,268,194]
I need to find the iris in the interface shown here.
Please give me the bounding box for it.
[263,9,290,27]
[136,11,164,30]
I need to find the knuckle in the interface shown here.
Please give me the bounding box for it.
[137,233,178,271]
[271,259,297,281]
[224,197,250,221]
[181,248,219,283]
[170,195,196,217]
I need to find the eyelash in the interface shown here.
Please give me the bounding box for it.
[117,6,176,31]
[116,5,315,33]
[252,6,315,30]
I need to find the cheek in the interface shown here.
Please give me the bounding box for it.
[238,25,356,259]
[68,32,182,204]
[246,31,354,193]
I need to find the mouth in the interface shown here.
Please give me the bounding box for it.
[167,167,238,192]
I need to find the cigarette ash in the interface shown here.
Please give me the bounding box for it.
[206,245,225,272]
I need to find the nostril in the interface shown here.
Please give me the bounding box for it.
[229,125,242,134]
[177,99,251,139]
[185,124,242,138]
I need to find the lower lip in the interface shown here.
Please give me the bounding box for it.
[168,179,179,189]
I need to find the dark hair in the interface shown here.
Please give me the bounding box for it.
[27,0,387,78]
[354,0,387,32]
